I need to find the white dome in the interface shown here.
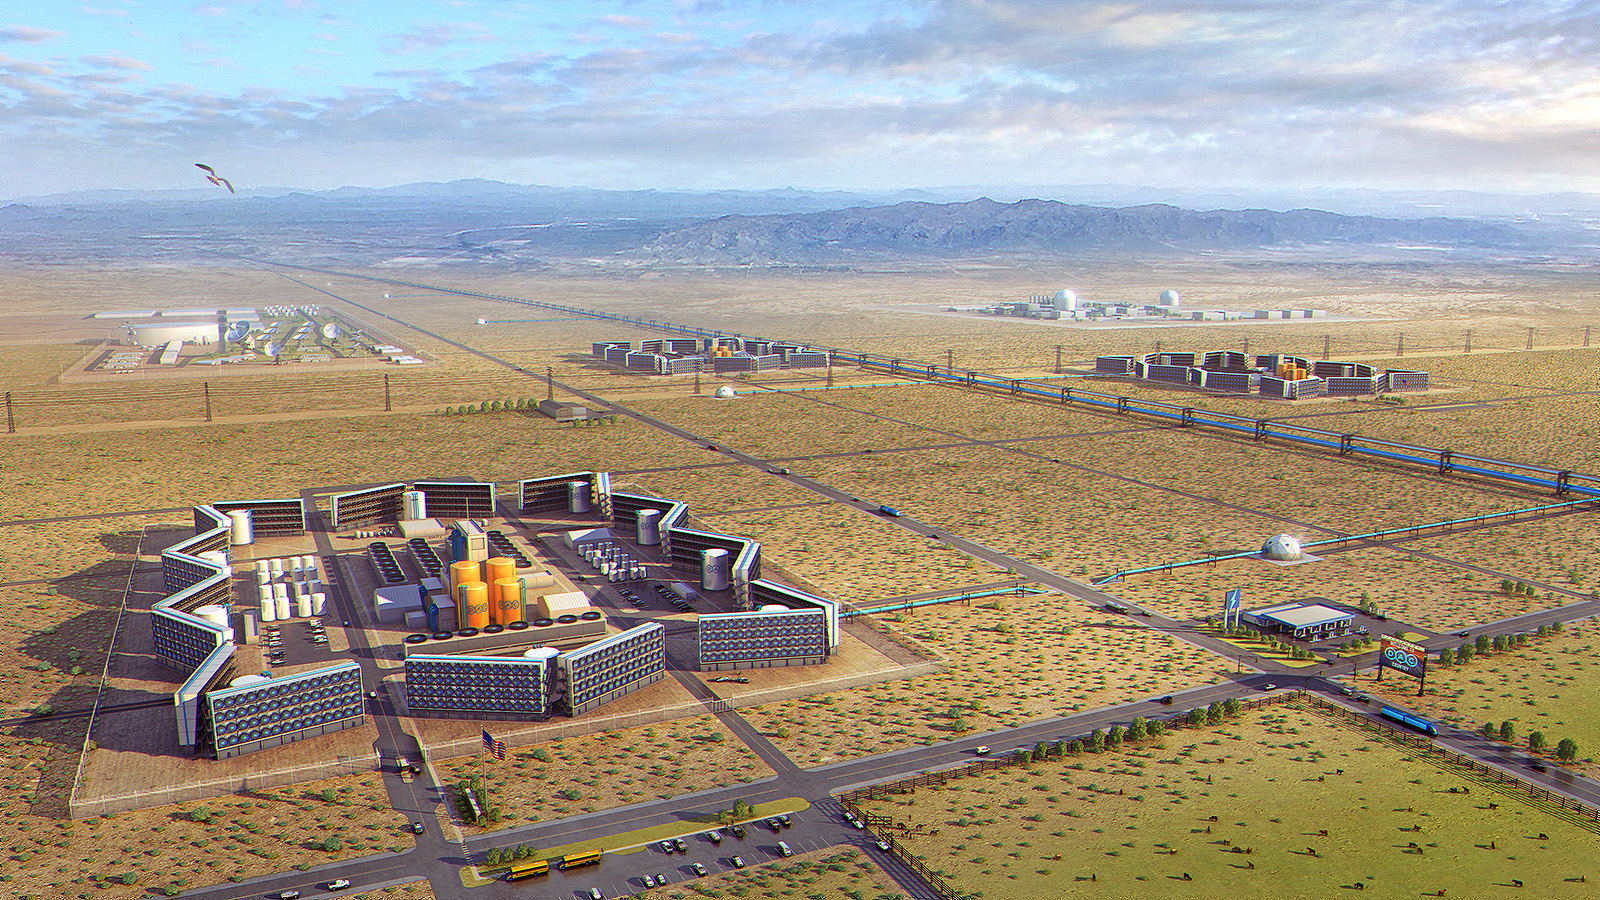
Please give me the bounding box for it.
[714,385,736,399]
[1052,289,1078,310]
[1159,289,1181,306]
[1261,534,1302,561]
[475,318,487,325]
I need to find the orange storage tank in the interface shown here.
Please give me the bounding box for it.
[449,559,481,597]
[458,581,489,630]
[493,577,523,625]
[486,556,516,585]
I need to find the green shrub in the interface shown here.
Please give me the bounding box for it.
[1557,738,1579,762]
[1528,731,1547,752]
[1127,717,1148,741]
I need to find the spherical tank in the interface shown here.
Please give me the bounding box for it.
[714,385,736,399]
[459,581,490,629]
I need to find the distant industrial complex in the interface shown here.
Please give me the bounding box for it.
[591,337,831,375]
[90,305,421,372]
[1096,349,1429,399]
[150,472,839,758]
[969,289,1328,323]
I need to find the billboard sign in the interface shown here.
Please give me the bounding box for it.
[1379,637,1427,679]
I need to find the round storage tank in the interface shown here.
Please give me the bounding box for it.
[273,582,289,601]
[449,559,482,596]
[275,595,291,620]
[228,509,254,545]
[524,647,560,661]
[636,509,662,546]
[260,598,276,622]
[194,604,230,630]
[760,604,789,613]
[312,592,327,616]
[493,577,522,626]
[296,595,312,618]
[568,481,592,513]
[230,674,269,688]
[403,490,427,521]
[458,581,490,630]
[269,558,284,576]
[486,556,517,586]
[701,548,731,591]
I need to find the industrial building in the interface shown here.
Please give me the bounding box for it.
[1095,350,1429,399]
[1246,602,1356,642]
[123,320,221,346]
[149,465,842,753]
[591,337,832,376]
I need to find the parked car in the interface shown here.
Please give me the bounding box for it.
[661,840,675,853]
[589,888,604,900]
[705,830,721,844]
[730,824,746,839]
[693,863,707,877]
[675,838,687,852]
[642,875,655,887]
[732,855,745,868]
[411,821,424,834]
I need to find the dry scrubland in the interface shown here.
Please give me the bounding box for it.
[1,771,406,899]
[0,412,708,522]
[439,716,772,832]
[636,846,905,900]
[1115,547,1545,628]
[865,703,1600,900]
[1365,621,1600,773]
[741,596,1226,767]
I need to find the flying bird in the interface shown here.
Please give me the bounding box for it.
[194,163,235,194]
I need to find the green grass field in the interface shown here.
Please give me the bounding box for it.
[1366,620,1600,772]
[865,703,1600,899]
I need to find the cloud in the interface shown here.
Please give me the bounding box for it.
[602,15,651,29]
[82,54,153,71]
[0,25,63,43]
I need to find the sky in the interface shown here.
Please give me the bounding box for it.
[0,1,1596,200]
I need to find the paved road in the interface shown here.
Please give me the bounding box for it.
[173,266,1600,900]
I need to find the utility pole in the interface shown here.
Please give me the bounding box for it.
[1464,330,1472,354]
[946,349,954,375]
[1397,334,1405,357]
[4,391,12,433]
[1527,327,1534,351]
[1054,345,1062,374]
[546,367,553,400]
[203,383,212,422]
[383,373,391,412]
[1323,335,1331,360]
[1586,325,1592,348]
[826,359,834,388]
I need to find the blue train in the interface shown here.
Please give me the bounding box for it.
[1380,706,1439,736]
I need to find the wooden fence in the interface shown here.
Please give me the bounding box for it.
[1303,695,1600,828]
[838,690,1308,900]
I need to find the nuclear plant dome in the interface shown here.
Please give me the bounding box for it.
[1053,289,1078,311]
[1159,289,1181,307]
[714,385,737,399]
[1261,534,1302,561]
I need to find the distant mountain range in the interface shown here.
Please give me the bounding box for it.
[0,180,1583,268]
[641,198,1525,264]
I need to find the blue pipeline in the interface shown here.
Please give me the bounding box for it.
[846,585,1047,617]
[366,278,1599,503]
[1093,496,1597,585]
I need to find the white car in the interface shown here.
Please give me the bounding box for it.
[974,745,991,755]
[328,880,351,890]
[642,874,655,887]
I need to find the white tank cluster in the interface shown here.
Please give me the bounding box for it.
[1261,534,1303,561]
[579,539,646,582]
[252,555,324,623]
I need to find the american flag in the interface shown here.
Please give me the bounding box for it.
[481,729,505,760]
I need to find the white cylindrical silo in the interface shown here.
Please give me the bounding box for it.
[312,592,327,615]
[296,594,313,618]
[228,509,254,545]
[568,480,592,513]
[273,582,289,601]
[637,509,661,545]
[261,597,277,622]
[256,559,270,575]
[195,604,230,630]
[275,595,291,620]
[269,558,284,577]
[701,548,731,591]
[403,490,427,520]
[256,570,271,588]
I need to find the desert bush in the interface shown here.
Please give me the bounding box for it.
[1558,738,1579,762]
